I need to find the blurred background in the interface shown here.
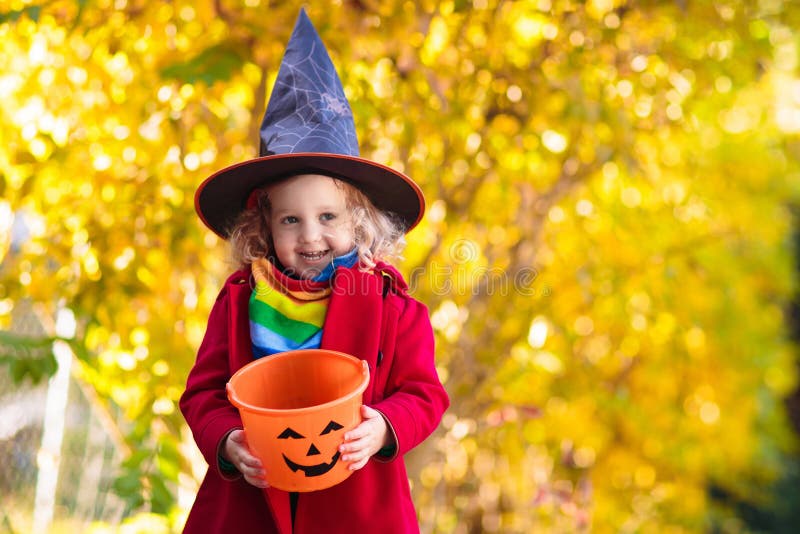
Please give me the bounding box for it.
[2,0,800,532]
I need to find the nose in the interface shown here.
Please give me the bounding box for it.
[299,221,322,243]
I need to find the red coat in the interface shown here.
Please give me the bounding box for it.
[180,263,449,533]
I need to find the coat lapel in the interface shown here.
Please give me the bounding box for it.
[320,267,384,402]
[228,276,255,372]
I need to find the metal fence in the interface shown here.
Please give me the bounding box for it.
[1,302,126,533]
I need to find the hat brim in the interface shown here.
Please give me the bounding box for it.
[195,153,425,238]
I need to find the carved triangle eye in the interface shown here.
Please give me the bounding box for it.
[278,427,305,439]
[320,420,343,435]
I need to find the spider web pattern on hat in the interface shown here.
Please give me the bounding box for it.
[259,10,359,158]
[194,8,425,238]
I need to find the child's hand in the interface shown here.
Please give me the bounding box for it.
[224,429,268,488]
[339,405,392,471]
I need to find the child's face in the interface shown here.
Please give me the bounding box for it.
[265,173,355,279]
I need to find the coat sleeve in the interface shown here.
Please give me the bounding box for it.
[371,296,449,457]
[179,283,244,475]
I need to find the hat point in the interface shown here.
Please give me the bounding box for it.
[196,9,425,238]
[258,6,358,158]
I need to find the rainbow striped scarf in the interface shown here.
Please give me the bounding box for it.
[249,259,332,358]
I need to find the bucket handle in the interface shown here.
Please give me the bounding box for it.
[361,359,369,380]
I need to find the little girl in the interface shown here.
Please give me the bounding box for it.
[180,10,448,534]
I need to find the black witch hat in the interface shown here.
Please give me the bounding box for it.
[195,9,424,238]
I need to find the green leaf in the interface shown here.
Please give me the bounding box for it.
[0,331,59,385]
[159,43,245,85]
[67,338,92,362]
[0,6,41,24]
[112,473,142,497]
[122,449,151,469]
[148,474,173,515]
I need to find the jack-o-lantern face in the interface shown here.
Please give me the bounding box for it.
[278,420,345,477]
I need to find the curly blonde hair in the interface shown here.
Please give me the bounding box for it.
[228,176,406,270]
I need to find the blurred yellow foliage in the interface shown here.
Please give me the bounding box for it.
[2,0,800,532]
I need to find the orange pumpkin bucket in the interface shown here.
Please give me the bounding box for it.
[226,349,370,492]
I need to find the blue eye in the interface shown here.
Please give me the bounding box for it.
[282,216,299,224]
[320,213,336,222]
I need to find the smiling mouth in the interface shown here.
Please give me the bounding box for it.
[283,451,341,477]
[299,250,330,262]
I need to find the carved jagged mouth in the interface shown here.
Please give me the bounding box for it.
[282,451,341,477]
